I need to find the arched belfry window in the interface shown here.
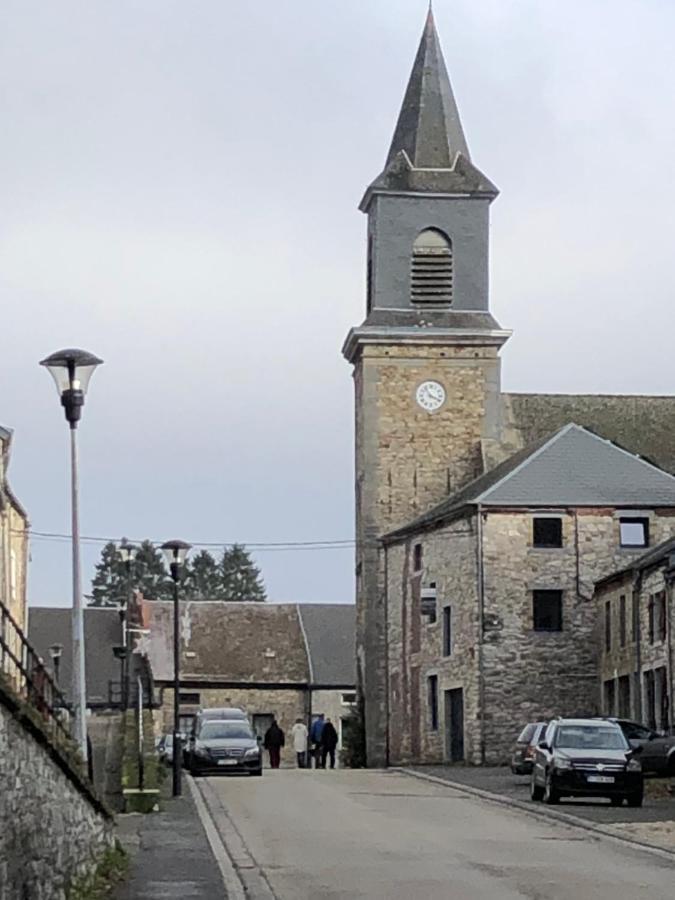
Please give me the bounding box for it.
[411,228,453,305]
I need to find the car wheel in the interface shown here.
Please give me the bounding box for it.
[610,796,624,807]
[543,773,560,805]
[531,777,544,802]
[627,791,643,808]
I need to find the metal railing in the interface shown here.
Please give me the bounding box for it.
[0,600,73,747]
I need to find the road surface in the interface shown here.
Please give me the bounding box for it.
[193,768,675,899]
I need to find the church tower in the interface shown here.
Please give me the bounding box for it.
[343,10,510,766]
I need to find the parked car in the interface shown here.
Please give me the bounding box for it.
[184,707,250,769]
[607,719,675,777]
[511,722,547,775]
[157,732,187,766]
[531,718,643,807]
[188,719,262,776]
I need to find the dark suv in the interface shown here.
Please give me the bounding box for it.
[511,722,547,775]
[188,719,263,776]
[531,718,643,807]
[608,719,675,777]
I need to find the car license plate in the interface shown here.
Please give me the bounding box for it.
[587,775,614,783]
[217,759,238,766]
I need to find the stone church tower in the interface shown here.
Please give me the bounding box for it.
[343,10,510,765]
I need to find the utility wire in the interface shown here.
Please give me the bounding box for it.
[16,528,355,551]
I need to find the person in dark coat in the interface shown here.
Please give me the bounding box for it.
[263,718,285,769]
[320,717,339,770]
[310,713,325,769]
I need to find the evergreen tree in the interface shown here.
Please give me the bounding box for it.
[219,544,266,602]
[184,550,222,601]
[88,539,171,606]
[90,541,129,607]
[133,540,172,602]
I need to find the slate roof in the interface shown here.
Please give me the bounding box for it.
[142,601,357,688]
[297,604,356,686]
[386,424,675,540]
[361,9,497,206]
[27,607,122,705]
[505,393,675,475]
[596,536,675,590]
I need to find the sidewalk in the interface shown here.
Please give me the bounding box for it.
[114,786,227,899]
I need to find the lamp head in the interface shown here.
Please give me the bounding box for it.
[40,348,103,426]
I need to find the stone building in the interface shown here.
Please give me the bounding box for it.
[596,537,675,733]
[142,600,356,757]
[0,425,29,632]
[343,11,675,766]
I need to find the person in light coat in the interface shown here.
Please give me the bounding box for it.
[291,718,309,768]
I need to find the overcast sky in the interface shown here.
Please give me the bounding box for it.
[2,1,674,608]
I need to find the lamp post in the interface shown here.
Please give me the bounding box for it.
[117,540,138,711]
[48,643,63,689]
[161,539,191,797]
[40,348,103,762]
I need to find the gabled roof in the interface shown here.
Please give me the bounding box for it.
[386,424,675,540]
[142,601,357,689]
[596,535,675,591]
[297,604,356,686]
[27,607,122,705]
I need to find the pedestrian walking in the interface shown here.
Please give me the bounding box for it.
[320,717,339,770]
[263,718,285,769]
[291,718,309,768]
[310,714,325,768]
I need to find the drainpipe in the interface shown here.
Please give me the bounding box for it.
[383,542,390,767]
[477,504,486,765]
[665,560,675,733]
[634,571,643,722]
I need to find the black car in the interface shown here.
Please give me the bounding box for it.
[511,722,547,775]
[607,719,675,777]
[188,719,263,776]
[531,718,643,807]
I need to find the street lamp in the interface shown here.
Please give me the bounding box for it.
[48,643,63,688]
[117,539,138,710]
[161,539,191,797]
[40,348,103,763]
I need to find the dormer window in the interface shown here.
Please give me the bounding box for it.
[411,228,453,305]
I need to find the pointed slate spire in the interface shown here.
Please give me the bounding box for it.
[386,7,470,169]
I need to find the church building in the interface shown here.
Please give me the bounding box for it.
[343,11,675,766]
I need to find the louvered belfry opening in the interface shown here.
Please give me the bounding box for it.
[411,228,453,305]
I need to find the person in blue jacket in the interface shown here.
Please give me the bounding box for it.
[310,714,325,768]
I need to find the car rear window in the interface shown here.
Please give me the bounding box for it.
[517,724,536,743]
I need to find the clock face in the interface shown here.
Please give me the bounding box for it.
[416,380,446,412]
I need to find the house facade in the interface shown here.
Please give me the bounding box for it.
[0,426,29,632]
[141,600,356,760]
[342,10,675,766]
[596,539,675,733]
[383,425,675,765]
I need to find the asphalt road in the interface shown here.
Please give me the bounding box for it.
[198,768,675,900]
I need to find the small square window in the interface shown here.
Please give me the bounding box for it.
[533,590,563,632]
[533,517,563,548]
[620,517,649,548]
[341,692,356,707]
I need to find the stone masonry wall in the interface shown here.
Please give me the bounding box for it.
[355,341,503,766]
[481,509,675,763]
[386,516,481,765]
[599,565,673,725]
[0,692,113,900]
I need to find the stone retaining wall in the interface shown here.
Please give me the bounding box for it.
[0,685,113,900]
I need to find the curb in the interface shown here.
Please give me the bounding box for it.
[398,768,675,865]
